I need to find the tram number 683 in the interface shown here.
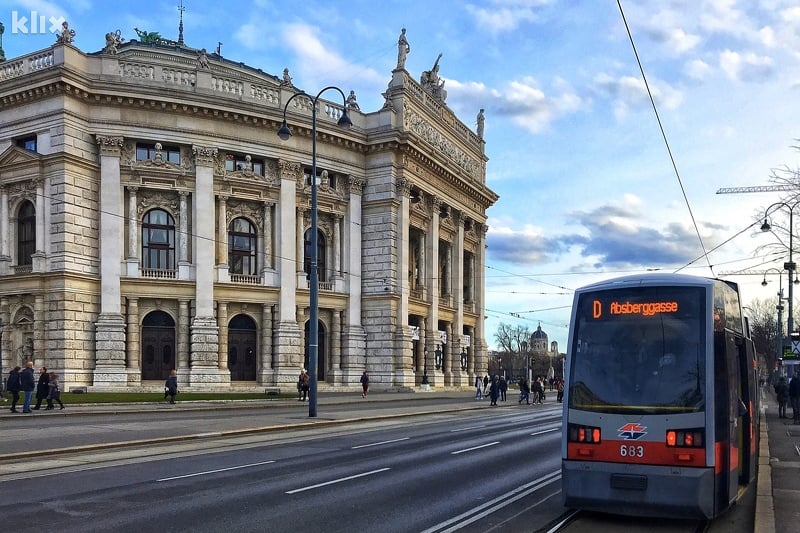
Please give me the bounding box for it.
[620,445,644,458]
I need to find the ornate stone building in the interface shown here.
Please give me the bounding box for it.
[0,28,497,391]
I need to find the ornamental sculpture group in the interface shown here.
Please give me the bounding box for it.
[396,28,447,103]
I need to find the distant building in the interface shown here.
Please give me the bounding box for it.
[0,26,497,391]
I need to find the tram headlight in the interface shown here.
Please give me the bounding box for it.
[666,428,704,448]
[568,423,601,443]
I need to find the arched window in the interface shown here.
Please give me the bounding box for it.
[17,201,35,266]
[142,209,175,270]
[229,217,257,275]
[303,228,327,282]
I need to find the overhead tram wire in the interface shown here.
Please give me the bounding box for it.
[617,1,713,274]
[674,219,763,273]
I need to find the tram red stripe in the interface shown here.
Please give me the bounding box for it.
[567,440,706,467]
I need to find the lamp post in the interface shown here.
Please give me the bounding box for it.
[761,199,800,341]
[421,346,429,385]
[278,86,352,417]
[762,268,785,367]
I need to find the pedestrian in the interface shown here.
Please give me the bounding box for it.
[518,377,530,405]
[483,374,489,396]
[164,369,178,404]
[474,375,483,400]
[299,369,310,401]
[533,377,545,404]
[360,370,370,398]
[33,366,49,410]
[6,366,22,413]
[46,371,64,410]
[297,368,305,401]
[499,375,507,401]
[20,361,36,413]
[776,377,789,418]
[489,375,500,406]
[789,372,800,423]
[556,378,565,403]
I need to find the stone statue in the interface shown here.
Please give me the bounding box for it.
[476,109,485,138]
[420,53,447,102]
[0,22,6,62]
[56,21,76,44]
[381,90,395,111]
[397,28,410,70]
[346,90,360,110]
[197,48,210,69]
[281,68,293,86]
[103,30,124,54]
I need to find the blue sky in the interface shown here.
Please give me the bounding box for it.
[3,0,800,351]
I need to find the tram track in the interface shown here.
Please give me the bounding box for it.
[544,509,711,533]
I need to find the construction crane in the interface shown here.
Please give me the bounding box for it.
[716,185,797,194]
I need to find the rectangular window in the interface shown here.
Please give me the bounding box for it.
[136,143,181,164]
[17,136,37,152]
[225,153,264,175]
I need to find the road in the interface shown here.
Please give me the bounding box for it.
[1,401,564,532]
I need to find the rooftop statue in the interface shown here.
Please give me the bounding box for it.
[420,53,447,102]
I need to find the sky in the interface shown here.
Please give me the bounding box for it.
[2,0,800,352]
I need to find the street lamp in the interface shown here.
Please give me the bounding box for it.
[761,199,800,340]
[278,86,352,417]
[421,346,429,385]
[762,268,785,365]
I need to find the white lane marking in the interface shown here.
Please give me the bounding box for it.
[286,467,390,494]
[156,460,275,482]
[451,441,500,455]
[421,470,561,533]
[530,428,561,437]
[351,437,409,449]
[450,425,486,433]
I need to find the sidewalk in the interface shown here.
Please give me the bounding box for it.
[762,386,800,533]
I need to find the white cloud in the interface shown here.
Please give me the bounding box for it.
[685,59,712,81]
[463,0,551,33]
[719,49,775,81]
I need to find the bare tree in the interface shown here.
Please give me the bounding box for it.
[745,297,779,374]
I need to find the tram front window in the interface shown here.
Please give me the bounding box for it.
[569,286,706,414]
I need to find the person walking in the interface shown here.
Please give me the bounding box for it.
[499,375,508,402]
[297,369,305,401]
[474,375,483,400]
[533,377,545,404]
[556,378,565,403]
[360,370,370,398]
[518,377,530,405]
[299,369,310,401]
[483,374,489,396]
[164,369,178,404]
[20,361,36,413]
[46,371,64,410]
[776,377,789,419]
[789,372,800,424]
[489,375,500,406]
[6,366,22,413]
[33,366,49,410]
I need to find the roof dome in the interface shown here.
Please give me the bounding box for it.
[531,324,547,339]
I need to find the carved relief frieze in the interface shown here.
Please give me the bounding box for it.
[403,103,480,180]
[225,199,265,232]
[95,135,124,156]
[192,145,219,168]
[348,176,365,195]
[137,189,179,217]
[278,160,302,183]
[6,180,37,203]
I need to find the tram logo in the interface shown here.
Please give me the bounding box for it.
[617,423,647,440]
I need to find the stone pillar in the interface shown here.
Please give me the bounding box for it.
[330,309,342,383]
[453,212,465,386]
[125,186,139,277]
[93,135,127,388]
[218,301,229,372]
[342,177,366,383]
[426,196,442,386]
[178,299,190,381]
[263,202,273,271]
[475,224,488,375]
[189,145,223,386]
[274,160,302,384]
[393,178,414,387]
[333,215,341,278]
[177,191,190,279]
[31,179,46,272]
[126,297,140,386]
[0,186,9,274]
[297,305,306,369]
[216,195,229,283]
[260,303,273,384]
[417,317,427,387]
[296,207,306,285]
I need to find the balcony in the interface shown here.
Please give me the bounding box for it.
[141,268,177,280]
[230,274,262,285]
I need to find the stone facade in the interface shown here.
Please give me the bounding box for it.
[0,34,497,391]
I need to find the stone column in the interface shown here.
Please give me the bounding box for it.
[453,212,465,386]
[125,187,139,277]
[218,301,229,372]
[189,145,223,386]
[342,177,366,383]
[93,135,127,388]
[296,207,305,281]
[297,305,306,369]
[177,191,190,279]
[333,215,341,279]
[126,297,140,386]
[426,196,442,386]
[263,202,273,271]
[274,160,302,383]
[178,299,190,381]
[475,224,488,375]
[260,303,273,384]
[216,195,228,286]
[393,178,414,387]
[0,186,9,274]
[330,309,342,383]
[31,179,46,272]
[417,317,427,387]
